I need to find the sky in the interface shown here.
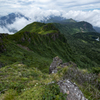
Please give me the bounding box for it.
[0,0,100,34]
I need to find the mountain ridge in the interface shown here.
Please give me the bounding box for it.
[0,12,98,34]
[0,21,100,100]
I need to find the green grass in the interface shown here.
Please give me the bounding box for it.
[0,21,100,99]
[16,22,59,35]
[54,23,100,69]
[0,62,67,100]
[0,63,99,100]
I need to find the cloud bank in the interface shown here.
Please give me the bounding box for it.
[0,0,100,34]
[0,0,100,15]
[0,9,100,34]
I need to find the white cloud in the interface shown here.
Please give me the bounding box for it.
[0,0,100,34]
[1,9,100,34]
[62,10,100,27]
[21,9,100,27]
[0,27,13,34]
[7,17,31,31]
[0,0,100,15]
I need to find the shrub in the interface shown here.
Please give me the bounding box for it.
[42,83,67,100]
[91,67,100,75]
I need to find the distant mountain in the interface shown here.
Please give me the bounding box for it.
[15,21,100,68]
[93,26,100,33]
[41,16,77,24]
[54,21,96,35]
[0,12,29,33]
[0,22,74,67]
[0,13,97,34]
[40,16,96,34]
[0,12,29,27]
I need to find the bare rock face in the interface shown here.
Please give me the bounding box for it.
[58,80,88,100]
[49,56,88,100]
[49,56,77,74]
[49,56,63,74]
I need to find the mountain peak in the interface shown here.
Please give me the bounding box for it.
[41,16,76,24]
[16,22,59,35]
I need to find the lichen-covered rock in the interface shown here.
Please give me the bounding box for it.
[49,56,77,74]
[58,79,88,100]
[49,57,88,100]
[49,56,62,73]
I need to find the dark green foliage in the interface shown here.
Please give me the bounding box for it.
[1,21,99,70]
[54,21,95,35]
[42,83,67,100]
[0,22,75,73]
[91,67,100,75]
[0,21,100,100]
[54,23,100,69]
[16,22,59,35]
[42,23,58,31]
[11,29,74,63]
[16,22,45,33]
[9,82,25,92]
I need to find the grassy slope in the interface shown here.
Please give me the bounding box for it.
[0,22,74,72]
[54,21,95,35]
[16,22,59,35]
[0,22,75,100]
[0,22,100,100]
[54,23,100,69]
[0,63,66,100]
[0,62,100,100]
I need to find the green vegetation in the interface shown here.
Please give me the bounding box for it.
[54,21,95,35]
[0,21,100,99]
[0,22,74,72]
[54,23,100,69]
[0,63,67,100]
[16,22,59,35]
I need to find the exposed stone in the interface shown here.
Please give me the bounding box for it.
[49,56,76,74]
[49,56,62,74]
[17,44,32,52]
[21,37,25,42]
[58,79,88,100]
[49,56,88,100]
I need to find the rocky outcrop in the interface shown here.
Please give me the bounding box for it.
[49,56,63,73]
[17,44,32,52]
[49,56,77,74]
[49,56,87,100]
[58,79,88,100]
